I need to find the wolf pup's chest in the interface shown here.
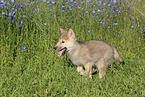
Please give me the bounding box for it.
[67,51,82,66]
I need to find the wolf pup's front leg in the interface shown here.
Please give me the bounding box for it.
[77,66,86,75]
[84,62,93,79]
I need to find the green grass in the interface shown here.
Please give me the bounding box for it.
[0,0,145,96]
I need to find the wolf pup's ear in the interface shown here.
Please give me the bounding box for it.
[60,28,67,33]
[68,29,75,38]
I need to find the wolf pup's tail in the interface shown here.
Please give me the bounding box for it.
[113,47,125,64]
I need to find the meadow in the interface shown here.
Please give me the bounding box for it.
[0,0,145,96]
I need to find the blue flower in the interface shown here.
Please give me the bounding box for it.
[9,12,16,20]
[108,4,111,6]
[85,11,88,13]
[11,0,14,3]
[72,5,75,8]
[90,3,94,5]
[88,0,91,2]
[44,0,47,2]
[95,1,101,4]
[50,9,52,11]
[11,20,14,23]
[52,0,55,4]
[66,1,69,4]
[114,0,117,4]
[19,24,22,27]
[92,10,96,14]
[22,46,26,51]
[119,7,122,10]
[1,0,4,3]
[135,24,137,26]
[92,16,95,18]
[118,10,121,13]
[62,10,65,13]
[21,5,24,8]
[131,2,133,5]
[103,3,106,5]
[19,21,23,27]
[22,15,27,18]
[78,5,81,9]
[36,23,39,26]
[11,8,14,10]
[82,23,85,26]
[47,1,50,3]
[20,21,23,24]
[97,9,103,13]
[88,30,90,33]
[102,22,105,25]
[113,23,118,25]
[96,15,98,18]
[131,7,134,9]
[81,1,85,3]
[69,6,72,10]
[74,3,77,6]
[3,6,7,8]
[67,19,70,22]
[131,26,134,28]
[18,47,21,50]
[108,26,110,28]
[19,8,22,11]
[20,56,22,59]
[2,12,5,15]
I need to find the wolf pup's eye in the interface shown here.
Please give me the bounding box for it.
[62,40,65,43]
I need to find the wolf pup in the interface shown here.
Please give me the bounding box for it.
[54,28,124,78]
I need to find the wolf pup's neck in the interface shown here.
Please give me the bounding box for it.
[67,41,79,52]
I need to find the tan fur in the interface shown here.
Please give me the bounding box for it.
[54,28,124,78]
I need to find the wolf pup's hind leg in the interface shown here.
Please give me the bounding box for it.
[97,59,107,78]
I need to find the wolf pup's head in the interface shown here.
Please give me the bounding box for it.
[54,28,76,57]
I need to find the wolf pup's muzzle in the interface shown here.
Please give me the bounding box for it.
[54,46,67,57]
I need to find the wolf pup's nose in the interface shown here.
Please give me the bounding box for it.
[54,46,57,50]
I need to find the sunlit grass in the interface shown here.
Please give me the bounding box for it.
[0,0,145,96]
